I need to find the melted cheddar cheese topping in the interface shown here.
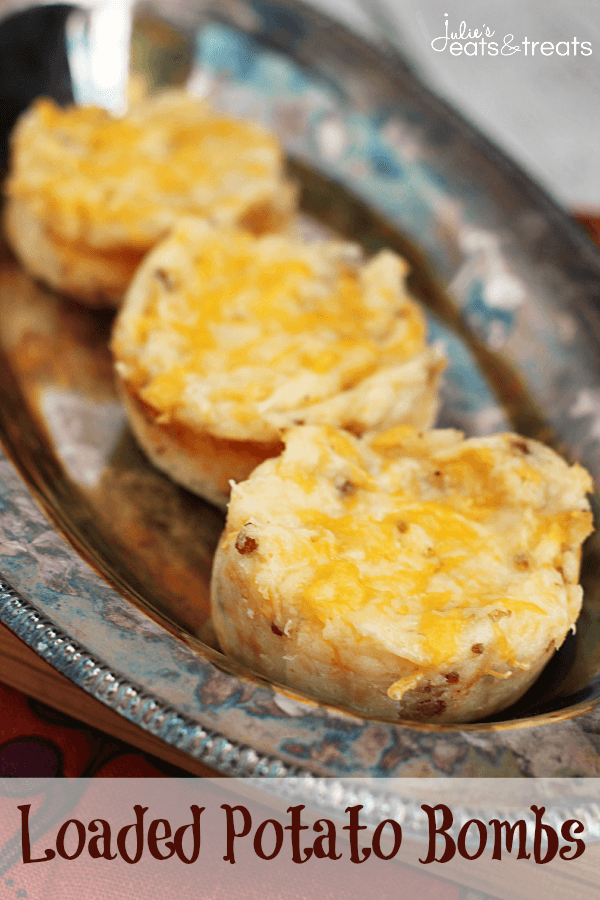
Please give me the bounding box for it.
[114,219,442,441]
[6,92,292,248]
[229,425,593,676]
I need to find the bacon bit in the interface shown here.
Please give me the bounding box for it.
[471,643,484,655]
[345,422,364,437]
[514,553,529,570]
[444,672,459,684]
[271,623,284,636]
[235,532,258,554]
[337,478,357,498]
[511,438,530,455]
[415,698,446,719]
[154,268,178,291]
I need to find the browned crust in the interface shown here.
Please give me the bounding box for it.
[3,189,297,310]
[118,379,284,510]
[3,198,146,308]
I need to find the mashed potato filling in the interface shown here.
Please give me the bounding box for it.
[5,92,293,248]
[114,220,443,442]
[223,425,593,703]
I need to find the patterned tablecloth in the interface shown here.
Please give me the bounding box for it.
[0,675,485,900]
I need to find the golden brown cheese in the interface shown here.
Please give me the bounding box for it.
[5,92,294,246]
[3,91,296,305]
[210,425,594,722]
[113,219,445,450]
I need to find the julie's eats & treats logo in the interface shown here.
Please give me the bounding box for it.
[431,13,592,56]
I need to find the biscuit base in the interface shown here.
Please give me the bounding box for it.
[211,526,557,724]
[118,380,284,511]
[3,199,146,308]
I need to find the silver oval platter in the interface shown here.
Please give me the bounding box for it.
[1,0,600,779]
